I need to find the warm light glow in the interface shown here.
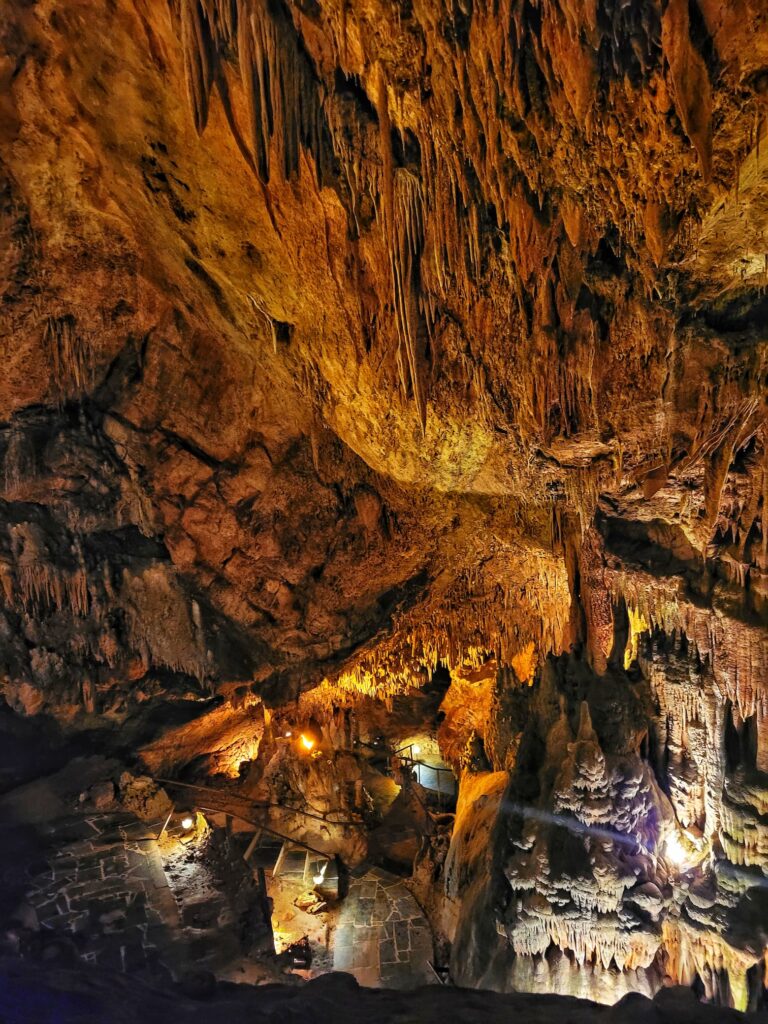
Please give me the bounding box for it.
[412,744,421,755]
[511,640,537,685]
[181,815,194,830]
[625,607,650,669]
[285,730,292,737]
[664,831,690,869]
[312,862,328,887]
[300,733,315,751]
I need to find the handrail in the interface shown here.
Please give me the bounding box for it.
[390,745,456,783]
[398,755,455,782]
[155,777,361,827]
[388,749,457,812]
[355,739,386,753]
[406,775,437,832]
[427,959,451,985]
[189,800,333,860]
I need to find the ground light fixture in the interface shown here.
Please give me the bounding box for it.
[180,814,195,831]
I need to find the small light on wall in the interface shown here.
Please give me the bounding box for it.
[300,733,315,751]
[664,831,689,869]
[284,730,292,738]
[412,744,421,755]
[181,815,195,831]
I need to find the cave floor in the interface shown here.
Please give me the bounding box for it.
[5,779,437,991]
[23,810,187,979]
[332,868,433,988]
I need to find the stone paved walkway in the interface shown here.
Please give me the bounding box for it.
[333,868,433,988]
[23,812,184,977]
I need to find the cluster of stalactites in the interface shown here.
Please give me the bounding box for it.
[172,0,768,452]
[506,913,660,975]
[663,919,759,1012]
[613,613,767,1010]
[179,0,233,136]
[0,524,210,715]
[614,574,768,724]
[179,0,331,184]
[235,0,330,184]
[638,630,724,835]
[303,559,570,707]
[43,315,95,402]
[2,523,91,618]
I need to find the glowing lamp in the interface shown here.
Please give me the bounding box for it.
[412,744,421,755]
[284,730,292,738]
[664,832,689,869]
[300,733,315,752]
[181,815,195,830]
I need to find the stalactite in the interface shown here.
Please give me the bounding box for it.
[661,0,713,180]
[390,168,429,430]
[611,566,768,725]
[232,0,329,185]
[2,426,36,493]
[43,314,95,399]
[180,0,215,134]
[0,558,14,606]
[15,563,90,617]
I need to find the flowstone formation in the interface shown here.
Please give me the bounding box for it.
[1,0,768,1015]
[441,647,768,1006]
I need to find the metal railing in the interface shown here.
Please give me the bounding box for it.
[388,745,457,812]
[155,777,361,827]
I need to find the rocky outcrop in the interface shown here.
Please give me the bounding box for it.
[2,958,764,1024]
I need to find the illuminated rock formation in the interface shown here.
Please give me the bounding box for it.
[0,0,767,1014]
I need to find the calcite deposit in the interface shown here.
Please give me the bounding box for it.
[1,0,767,1016]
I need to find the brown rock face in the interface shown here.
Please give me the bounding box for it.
[1,0,768,1012]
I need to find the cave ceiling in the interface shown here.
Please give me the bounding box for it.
[2,0,766,718]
